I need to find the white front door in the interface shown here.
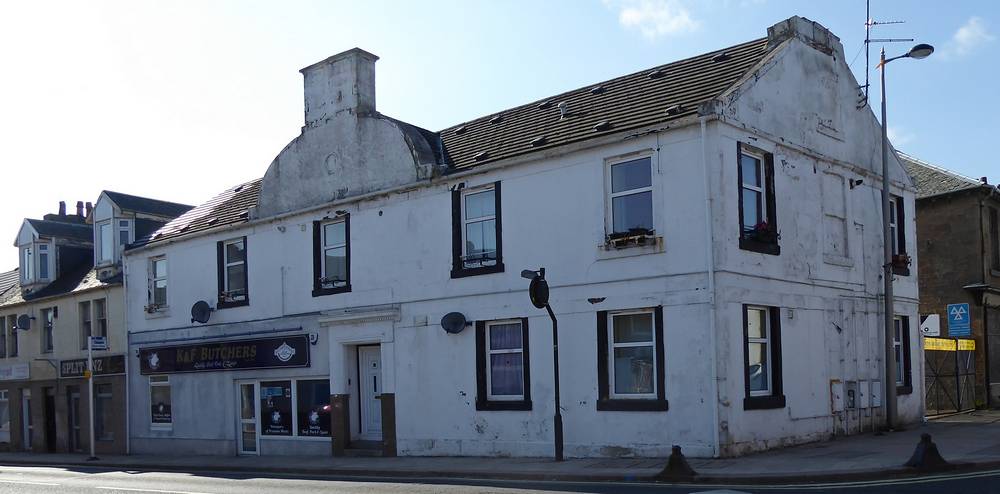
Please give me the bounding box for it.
[236,381,259,455]
[358,346,382,440]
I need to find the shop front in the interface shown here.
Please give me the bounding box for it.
[130,330,332,456]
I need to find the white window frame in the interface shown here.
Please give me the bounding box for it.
[888,197,899,256]
[22,247,33,282]
[36,244,49,280]
[149,256,168,308]
[117,219,133,255]
[79,300,91,350]
[222,238,247,301]
[41,308,54,353]
[740,150,767,231]
[607,309,657,400]
[893,316,904,386]
[93,298,107,339]
[484,320,525,402]
[746,305,772,397]
[605,154,655,236]
[460,185,498,268]
[320,220,348,288]
[149,375,172,429]
[97,220,113,263]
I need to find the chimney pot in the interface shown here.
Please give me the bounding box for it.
[58,201,66,216]
[300,48,379,126]
[85,202,93,216]
[76,201,84,217]
[981,177,988,184]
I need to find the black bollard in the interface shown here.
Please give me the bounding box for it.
[904,433,951,472]
[656,445,698,480]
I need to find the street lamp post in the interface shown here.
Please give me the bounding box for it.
[521,268,563,461]
[878,43,933,430]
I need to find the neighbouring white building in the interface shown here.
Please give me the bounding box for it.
[123,16,921,459]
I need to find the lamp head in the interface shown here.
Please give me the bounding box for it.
[907,43,934,60]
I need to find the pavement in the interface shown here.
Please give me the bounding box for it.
[0,411,998,485]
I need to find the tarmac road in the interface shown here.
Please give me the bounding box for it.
[1,464,1000,494]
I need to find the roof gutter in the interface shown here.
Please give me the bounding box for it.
[127,114,715,256]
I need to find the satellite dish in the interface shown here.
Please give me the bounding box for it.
[190,301,214,324]
[15,315,30,331]
[440,312,470,334]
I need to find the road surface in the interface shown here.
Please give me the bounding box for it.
[0,464,998,493]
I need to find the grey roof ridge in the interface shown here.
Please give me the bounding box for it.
[897,150,983,186]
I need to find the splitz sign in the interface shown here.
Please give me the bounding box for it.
[60,355,126,378]
[138,335,310,375]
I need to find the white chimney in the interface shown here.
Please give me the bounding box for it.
[300,48,378,127]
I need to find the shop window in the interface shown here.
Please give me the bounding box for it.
[95,384,114,441]
[260,380,293,436]
[149,376,172,428]
[296,380,331,437]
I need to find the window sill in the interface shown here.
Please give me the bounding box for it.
[476,399,532,411]
[892,265,911,277]
[144,308,170,320]
[739,237,780,256]
[823,254,854,268]
[217,299,249,310]
[313,285,351,297]
[743,394,786,410]
[896,385,913,396]
[597,236,665,260]
[451,262,504,279]
[597,399,668,412]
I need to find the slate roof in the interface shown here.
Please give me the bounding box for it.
[25,218,93,243]
[104,191,194,218]
[135,37,773,248]
[438,37,770,170]
[0,264,118,309]
[133,179,262,248]
[0,268,18,298]
[898,151,985,199]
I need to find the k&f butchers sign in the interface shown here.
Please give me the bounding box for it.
[60,355,126,378]
[138,335,310,375]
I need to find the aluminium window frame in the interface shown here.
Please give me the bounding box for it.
[596,307,667,412]
[312,215,351,297]
[607,309,658,400]
[742,304,785,410]
[475,317,531,411]
[451,181,504,278]
[246,377,332,441]
[217,237,249,308]
[604,153,656,238]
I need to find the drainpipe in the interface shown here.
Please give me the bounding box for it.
[700,116,722,457]
[121,260,131,456]
[979,191,990,407]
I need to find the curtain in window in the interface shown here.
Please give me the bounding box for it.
[489,323,523,396]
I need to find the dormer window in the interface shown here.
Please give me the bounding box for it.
[21,247,33,282]
[97,220,113,264]
[118,219,132,254]
[37,244,49,280]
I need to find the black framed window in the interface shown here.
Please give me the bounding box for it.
[889,196,910,276]
[452,182,504,278]
[41,308,54,354]
[8,315,17,357]
[894,315,913,395]
[476,318,530,410]
[597,307,667,411]
[737,142,779,255]
[743,305,785,410]
[217,237,249,308]
[313,215,351,297]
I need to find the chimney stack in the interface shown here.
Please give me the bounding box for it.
[981,177,989,185]
[300,48,378,127]
[76,201,84,217]
[85,202,93,217]
[58,201,66,216]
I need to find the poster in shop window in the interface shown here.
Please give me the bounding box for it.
[261,381,292,436]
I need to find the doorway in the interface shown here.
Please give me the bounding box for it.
[357,345,382,440]
[67,387,82,452]
[43,388,56,452]
[236,381,259,455]
[21,389,31,451]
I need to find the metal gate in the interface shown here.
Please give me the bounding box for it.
[924,337,976,415]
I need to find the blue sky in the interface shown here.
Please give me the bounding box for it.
[0,0,996,268]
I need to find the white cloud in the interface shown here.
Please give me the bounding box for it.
[941,17,995,59]
[887,126,914,147]
[611,0,700,40]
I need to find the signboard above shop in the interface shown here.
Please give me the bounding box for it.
[60,355,126,378]
[138,335,310,375]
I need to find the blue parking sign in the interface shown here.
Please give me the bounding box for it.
[947,303,971,337]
